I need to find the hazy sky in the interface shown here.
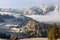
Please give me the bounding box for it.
[0,0,60,8]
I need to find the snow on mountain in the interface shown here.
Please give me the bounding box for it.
[16,5,55,15]
[0,5,59,15]
[0,5,60,24]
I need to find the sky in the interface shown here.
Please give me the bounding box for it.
[0,0,60,8]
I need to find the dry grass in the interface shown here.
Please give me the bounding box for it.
[0,38,7,40]
[20,38,48,40]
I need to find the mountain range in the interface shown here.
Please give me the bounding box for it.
[0,5,60,38]
[0,5,59,15]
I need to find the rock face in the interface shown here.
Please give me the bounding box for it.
[24,20,35,29]
[23,20,49,31]
[15,20,49,38]
[54,4,59,12]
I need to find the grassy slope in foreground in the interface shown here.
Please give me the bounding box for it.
[20,38,48,40]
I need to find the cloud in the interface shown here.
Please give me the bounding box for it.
[26,11,60,24]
